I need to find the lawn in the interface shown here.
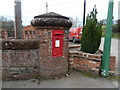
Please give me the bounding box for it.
[112,32,120,39]
[102,32,120,39]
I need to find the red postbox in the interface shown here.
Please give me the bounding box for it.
[52,30,64,57]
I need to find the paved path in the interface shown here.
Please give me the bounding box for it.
[2,71,118,88]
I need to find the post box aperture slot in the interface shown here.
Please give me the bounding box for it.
[55,34,62,35]
[54,34,62,38]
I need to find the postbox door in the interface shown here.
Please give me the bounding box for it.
[52,30,64,57]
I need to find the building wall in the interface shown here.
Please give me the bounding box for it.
[0,29,15,39]
[23,25,36,39]
[0,25,35,39]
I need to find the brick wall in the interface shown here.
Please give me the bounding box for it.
[1,40,116,80]
[2,40,40,80]
[69,51,116,75]
[1,27,70,79]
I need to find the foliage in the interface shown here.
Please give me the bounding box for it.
[0,16,14,31]
[102,25,106,31]
[100,19,107,25]
[81,7,102,54]
[112,19,120,33]
[112,24,118,32]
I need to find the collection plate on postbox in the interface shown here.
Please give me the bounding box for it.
[52,30,64,57]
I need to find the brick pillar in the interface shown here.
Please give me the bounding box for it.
[31,12,72,78]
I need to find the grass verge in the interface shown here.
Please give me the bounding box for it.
[102,32,120,39]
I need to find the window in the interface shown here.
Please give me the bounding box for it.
[33,31,35,34]
[29,31,32,34]
[25,31,28,34]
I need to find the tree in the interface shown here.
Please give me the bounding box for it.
[112,19,120,33]
[0,16,14,31]
[69,17,82,28]
[100,19,107,25]
[81,7,102,54]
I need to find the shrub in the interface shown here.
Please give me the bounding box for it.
[112,24,118,32]
[81,7,102,54]
[112,19,120,33]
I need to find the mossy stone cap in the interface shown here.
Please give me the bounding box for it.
[31,12,72,27]
[1,39,39,50]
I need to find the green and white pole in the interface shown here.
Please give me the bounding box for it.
[101,0,114,77]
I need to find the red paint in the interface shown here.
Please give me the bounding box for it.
[52,30,64,57]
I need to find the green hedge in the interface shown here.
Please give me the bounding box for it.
[81,7,102,54]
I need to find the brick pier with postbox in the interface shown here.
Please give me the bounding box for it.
[31,12,72,78]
